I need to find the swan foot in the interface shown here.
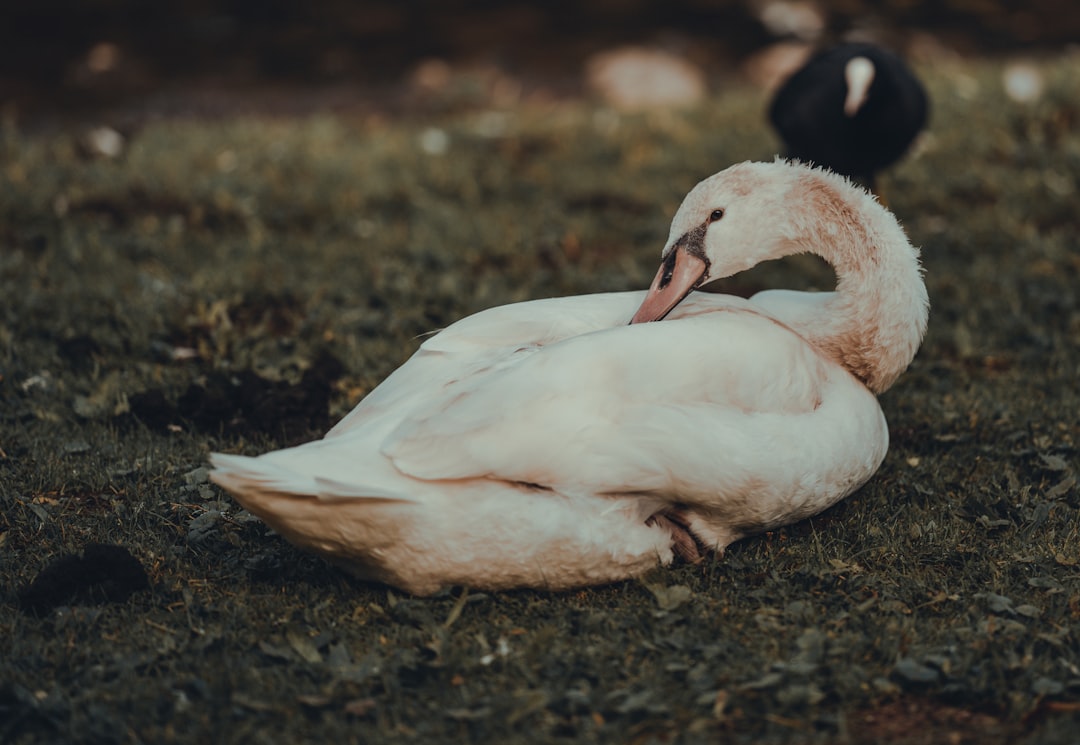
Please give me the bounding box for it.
[647,510,704,564]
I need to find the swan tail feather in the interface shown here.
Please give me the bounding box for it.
[209,452,413,505]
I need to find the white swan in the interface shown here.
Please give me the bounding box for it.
[210,160,928,595]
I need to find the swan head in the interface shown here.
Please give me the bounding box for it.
[631,159,928,394]
[632,160,823,324]
[632,159,908,323]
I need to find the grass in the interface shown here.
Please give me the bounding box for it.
[1,53,1079,743]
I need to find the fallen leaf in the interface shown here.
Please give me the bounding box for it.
[1015,604,1042,618]
[257,641,294,662]
[1046,476,1075,500]
[980,593,1015,614]
[893,658,939,684]
[442,588,468,628]
[741,671,784,690]
[645,582,692,611]
[712,689,730,720]
[1031,677,1064,696]
[1039,453,1070,472]
[231,693,274,712]
[445,707,492,721]
[343,698,377,717]
[287,629,323,664]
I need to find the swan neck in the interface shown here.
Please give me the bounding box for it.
[786,179,927,394]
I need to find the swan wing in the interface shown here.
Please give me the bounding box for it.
[382,308,842,503]
[325,292,646,438]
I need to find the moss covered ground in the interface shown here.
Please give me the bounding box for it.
[2,53,1079,743]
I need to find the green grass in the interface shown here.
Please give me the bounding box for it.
[1,54,1079,743]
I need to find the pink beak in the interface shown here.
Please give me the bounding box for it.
[630,247,709,324]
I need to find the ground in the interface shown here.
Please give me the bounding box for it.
[1,48,1079,743]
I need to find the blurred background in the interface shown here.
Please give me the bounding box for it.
[2,0,1077,122]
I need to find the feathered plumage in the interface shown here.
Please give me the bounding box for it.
[211,160,928,595]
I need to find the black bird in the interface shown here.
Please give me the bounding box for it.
[768,42,928,192]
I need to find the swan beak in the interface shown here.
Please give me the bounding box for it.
[630,247,708,324]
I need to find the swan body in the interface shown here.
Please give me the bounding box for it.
[210,160,928,595]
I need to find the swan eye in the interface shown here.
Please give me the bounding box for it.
[709,209,725,222]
